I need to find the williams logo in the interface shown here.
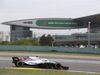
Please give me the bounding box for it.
[42,21,48,25]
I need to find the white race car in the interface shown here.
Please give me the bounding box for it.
[12,56,69,70]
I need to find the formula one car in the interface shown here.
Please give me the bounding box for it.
[12,56,69,70]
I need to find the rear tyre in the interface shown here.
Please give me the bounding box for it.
[15,61,24,67]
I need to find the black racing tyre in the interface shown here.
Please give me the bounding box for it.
[55,63,62,70]
[15,61,24,67]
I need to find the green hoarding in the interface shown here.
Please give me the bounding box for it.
[36,20,84,27]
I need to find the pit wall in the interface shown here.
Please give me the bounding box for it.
[0,45,100,54]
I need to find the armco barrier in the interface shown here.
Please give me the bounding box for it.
[0,45,100,54]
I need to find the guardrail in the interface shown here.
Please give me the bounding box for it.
[0,45,100,54]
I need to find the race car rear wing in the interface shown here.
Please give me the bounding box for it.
[12,57,19,63]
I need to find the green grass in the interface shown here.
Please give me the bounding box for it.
[0,50,100,56]
[0,69,100,75]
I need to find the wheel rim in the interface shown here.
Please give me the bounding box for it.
[17,61,23,67]
[55,63,61,69]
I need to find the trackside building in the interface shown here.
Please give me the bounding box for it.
[1,14,100,42]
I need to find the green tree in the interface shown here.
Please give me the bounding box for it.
[39,35,47,46]
[39,34,54,46]
[46,34,54,46]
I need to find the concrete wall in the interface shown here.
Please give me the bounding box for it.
[0,45,100,54]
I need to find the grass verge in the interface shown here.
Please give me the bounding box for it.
[0,50,100,56]
[0,68,100,75]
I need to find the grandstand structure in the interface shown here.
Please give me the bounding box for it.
[1,14,100,47]
[52,32,100,48]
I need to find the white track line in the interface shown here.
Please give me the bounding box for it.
[69,70,100,74]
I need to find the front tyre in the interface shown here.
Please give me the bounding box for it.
[15,61,24,67]
[54,63,62,70]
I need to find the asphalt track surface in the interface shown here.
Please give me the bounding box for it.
[0,57,100,73]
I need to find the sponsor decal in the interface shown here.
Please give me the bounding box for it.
[36,20,84,27]
[42,21,48,25]
[23,21,33,24]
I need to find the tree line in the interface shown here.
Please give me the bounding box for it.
[0,39,40,46]
[0,34,54,46]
